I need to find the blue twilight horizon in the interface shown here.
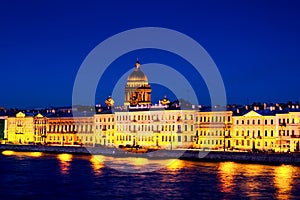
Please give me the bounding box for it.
[0,0,300,108]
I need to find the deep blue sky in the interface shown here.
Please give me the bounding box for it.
[1,0,300,108]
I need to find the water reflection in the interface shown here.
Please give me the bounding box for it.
[218,162,238,193]
[100,156,185,173]
[29,152,43,157]
[2,150,15,156]
[1,150,43,158]
[274,165,294,199]
[132,157,149,166]
[165,159,184,172]
[90,155,104,175]
[241,164,267,198]
[57,153,72,175]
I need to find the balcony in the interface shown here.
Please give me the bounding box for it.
[291,135,300,138]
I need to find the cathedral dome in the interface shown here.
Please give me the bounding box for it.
[124,59,152,106]
[127,60,148,84]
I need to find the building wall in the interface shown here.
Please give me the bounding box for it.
[7,112,35,144]
[3,109,300,152]
[94,113,115,146]
[114,109,196,149]
[194,111,233,150]
[232,112,276,152]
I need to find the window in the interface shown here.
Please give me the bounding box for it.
[265,119,267,125]
[242,140,244,146]
[247,140,250,146]
[236,120,239,125]
[178,136,181,142]
[265,142,268,147]
[271,130,274,137]
[258,120,260,125]
[265,130,267,137]
[236,140,239,145]
[271,119,274,125]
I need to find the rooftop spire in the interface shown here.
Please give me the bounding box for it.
[135,58,140,69]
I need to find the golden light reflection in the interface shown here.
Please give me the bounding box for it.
[57,153,73,175]
[2,150,15,156]
[218,162,238,193]
[29,152,43,157]
[274,165,294,199]
[2,151,43,157]
[241,164,266,198]
[132,157,149,166]
[165,159,184,171]
[90,155,104,175]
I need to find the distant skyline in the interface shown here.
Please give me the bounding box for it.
[1,0,300,108]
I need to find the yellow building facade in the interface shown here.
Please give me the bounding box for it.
[6,112,47,144]
[94,113,115,146]
[114,109,196,149]
[47,116,94,146]
[194,111,233,150]
[232,110,277,152]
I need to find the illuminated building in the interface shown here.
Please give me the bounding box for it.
[94,111,115,147]
[47,115,93,146]
[276,111,300,152]
[47,117,79,146]
[0,116,7,144]
[124,59,151,106]
[6,112,47,144]
[194,110,233,150]
[114,108,196,149]
[3,60,300,153]
[232,110,277,152]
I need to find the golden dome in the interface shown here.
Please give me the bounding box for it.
[127,60,148,83]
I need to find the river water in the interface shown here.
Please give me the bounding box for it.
[1,151,300,199]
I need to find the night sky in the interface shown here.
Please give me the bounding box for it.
[1,0,300,108]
